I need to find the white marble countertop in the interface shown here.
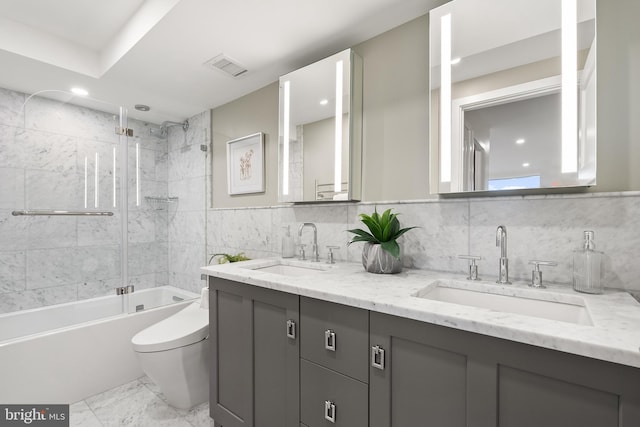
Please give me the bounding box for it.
[201,258,640,369]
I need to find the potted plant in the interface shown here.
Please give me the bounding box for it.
[208,252,250,264]
[347,208,417,274]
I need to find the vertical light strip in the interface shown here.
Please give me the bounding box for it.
[440,13,452,183]
[135,142,140,206]
[112,146,117,208]
[334,60,343,193]
[84,157,88,209]
[94,153,99,208]
[282,80,290,196]
[562,0,578,173]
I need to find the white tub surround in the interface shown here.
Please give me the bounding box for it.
[202,259,640,369]
[0,286,198,404]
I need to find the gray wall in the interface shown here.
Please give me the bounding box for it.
[211,83,279,207]
[596,0,640,192]
[356,14,430,201]
[210,15,431,206]
[210,2,640,206]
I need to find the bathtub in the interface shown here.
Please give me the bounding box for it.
[0,286,199,404]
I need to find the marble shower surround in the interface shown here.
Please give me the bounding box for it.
[206,192,640,292]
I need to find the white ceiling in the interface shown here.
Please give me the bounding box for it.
[0,0,441,124]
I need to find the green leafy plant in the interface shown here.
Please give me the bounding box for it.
[208,252,251,264]
[347,208,417,259]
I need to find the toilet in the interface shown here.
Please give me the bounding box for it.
[132,290,209,409]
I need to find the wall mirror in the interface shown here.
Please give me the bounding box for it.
[278,48,363,203]
[429,0,596,194]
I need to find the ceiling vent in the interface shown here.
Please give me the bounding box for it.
[204,54,248,78]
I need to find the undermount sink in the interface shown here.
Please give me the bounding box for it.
[414,280,593,326]
[243,260,330,277]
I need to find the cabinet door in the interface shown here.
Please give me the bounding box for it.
[209,278,300,427]
[369,312,470,427]
[370,311,640,427]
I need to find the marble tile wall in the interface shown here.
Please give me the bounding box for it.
[0,88,169,314]
[166,110,210,294]
[206,192,640,293]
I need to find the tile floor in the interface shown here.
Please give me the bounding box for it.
[70,376,214,427]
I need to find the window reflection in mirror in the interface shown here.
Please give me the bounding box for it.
[278,49,362,203]
[429,0,596,194]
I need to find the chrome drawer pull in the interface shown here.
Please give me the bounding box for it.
[324,329,336,351]
[286,319,296,340]
[324,400,336,423]
[371,345,385,370]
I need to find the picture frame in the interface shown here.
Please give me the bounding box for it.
[227,132,265,195]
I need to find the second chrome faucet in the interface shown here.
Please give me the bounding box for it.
[298,222,319,262]
[496,225,511,284]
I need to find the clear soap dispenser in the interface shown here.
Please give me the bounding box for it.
[281,226,295,258]
[572,231,603,294]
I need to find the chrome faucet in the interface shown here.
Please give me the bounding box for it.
[496,225,511,284]
[298,223,319,262]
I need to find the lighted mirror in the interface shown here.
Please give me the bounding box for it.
[278,48,363,203]
[430,0,596,194]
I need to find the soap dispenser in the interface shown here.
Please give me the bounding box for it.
[572,231,603,294]
[281,226,295,258]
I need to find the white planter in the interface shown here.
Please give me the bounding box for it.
[362,242,403,274]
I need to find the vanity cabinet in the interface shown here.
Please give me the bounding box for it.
[208,278,300,427]
[209,277,640,427]
[369,311,640,427]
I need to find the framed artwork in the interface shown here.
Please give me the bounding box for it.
[227,132,265,195]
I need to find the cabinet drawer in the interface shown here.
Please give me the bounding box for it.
[301,359,368,427]
[300,297,369,382]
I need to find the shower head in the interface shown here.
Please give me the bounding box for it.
[160,120,189,136]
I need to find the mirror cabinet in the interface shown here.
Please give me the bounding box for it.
[278,48,363,203]
[430,0,596,194]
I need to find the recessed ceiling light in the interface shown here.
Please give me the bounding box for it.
[516,138,525,144]
[320,99,329,106]
[450,57,461,65]
[135,104,150,112]
[71,87,89,96]
[522,162,530,167]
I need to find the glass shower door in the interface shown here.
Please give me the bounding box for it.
[1,89,126,319]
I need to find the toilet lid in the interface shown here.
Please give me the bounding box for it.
[132,302,209,353]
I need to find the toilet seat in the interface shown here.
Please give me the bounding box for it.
[132,302,209,353]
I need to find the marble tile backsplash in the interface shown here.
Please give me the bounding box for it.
[207,192,640,292]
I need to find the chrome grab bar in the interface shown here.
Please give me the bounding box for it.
[11,210,114,216]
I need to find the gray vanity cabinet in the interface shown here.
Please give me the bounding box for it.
[208,278,300,427]
[208,277,640,427]
[369,311,640,427]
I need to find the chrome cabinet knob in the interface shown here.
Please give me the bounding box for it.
[324,329,336,352]
[324,400,336,423]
